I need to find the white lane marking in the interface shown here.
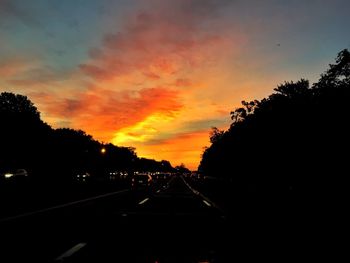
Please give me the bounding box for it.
[0,189,130,223]
[55,243,87,261]
[181,176,227,219]
[138,198,149,205]
[156,190,161,193]
[202,200,212,207]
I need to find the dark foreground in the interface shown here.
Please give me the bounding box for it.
[0,176,342,262]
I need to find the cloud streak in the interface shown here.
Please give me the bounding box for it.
[1,0,238,169]
[0,58,30,78]
[79,0,234,82]
[32,86,182,142]
[2,0,350,170]
[67,0,237,164]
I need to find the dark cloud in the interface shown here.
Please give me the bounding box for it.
[67,19,80,31]
[181,118,228,132]
[61,99,83,116]
[45,31,56,38]
[0,0,40,27]
[53,49,66,57]
[176,0,232,18]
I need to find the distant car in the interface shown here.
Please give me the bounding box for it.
[154,173,169,185]
[3,169,28,179]
[75,171,91,182]
[131,174,152,188]
[156,173,167,180]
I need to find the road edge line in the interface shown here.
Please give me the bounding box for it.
[181,176,227,219]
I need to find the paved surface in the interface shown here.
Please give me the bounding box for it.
[0,176,232,262]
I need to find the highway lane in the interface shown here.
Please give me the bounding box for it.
[55,176,229,262]
[0,185,151,262]
[0,176,231,262]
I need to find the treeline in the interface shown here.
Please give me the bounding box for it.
[0,92,174,181]
[199,49,350,194]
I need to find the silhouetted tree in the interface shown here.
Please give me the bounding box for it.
[175,163,191,174]
[0,92,51,171]
[0,92,40,118]
[315,49,350,89]
[48,128,100,179]
[209,127,224,144]
[273,79,310,98]
[199,49,350,196]
[159,160,173,172]
[0,92,174,182]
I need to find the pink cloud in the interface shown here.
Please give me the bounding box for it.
[79,0,235,82]
[64,0,236,144]
[27,0,239,167]
[0,58,32,78]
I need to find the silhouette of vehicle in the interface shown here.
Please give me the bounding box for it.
[155,173,168,181]
[3,169,28,179]
[75,171,91,182]
[131,174,152,188]
[153,174,171,187]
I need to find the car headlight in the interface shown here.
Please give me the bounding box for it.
[4,173,14,178]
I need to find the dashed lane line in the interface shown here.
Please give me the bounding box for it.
[55,243,87,261]
[202,200,212,207]
[181,176,227,219]
[138,198,150,205]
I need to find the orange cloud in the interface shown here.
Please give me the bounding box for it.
[3,0,346,171]
[28,0,240,169]
[133,130,212,170]
[0,58,34,78]
[31,87,183,143]
[174,78,193,87]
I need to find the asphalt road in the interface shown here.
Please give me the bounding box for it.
[1,175,337,262]
[0,176,233,263]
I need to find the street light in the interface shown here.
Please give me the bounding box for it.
[101,147,106,154]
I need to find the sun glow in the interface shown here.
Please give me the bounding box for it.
[2,0,344,170]
[112,112,176,145]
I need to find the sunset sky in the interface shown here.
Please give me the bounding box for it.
[1,0,349,170]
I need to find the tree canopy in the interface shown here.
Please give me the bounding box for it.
[0,92,175,180]
[0,92,40,118]
[198,49,350,194]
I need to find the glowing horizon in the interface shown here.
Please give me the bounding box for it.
[1,0,350,170]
